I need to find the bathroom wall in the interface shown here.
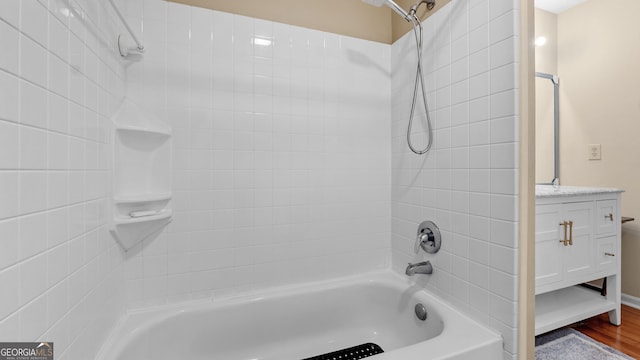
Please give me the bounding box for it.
[167,0,394,44]
[166,0,452,44]
[533,9,557,183]
[554,0,640,299]
[390,0,520,359]
[0,0,126,359]
[123,0,391,307]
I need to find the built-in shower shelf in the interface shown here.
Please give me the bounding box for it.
[116,125,171,137]
[114,193,172,204]
[110,97,172,251]
[114,209,173,225]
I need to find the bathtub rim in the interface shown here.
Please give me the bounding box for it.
[96,269,502,360]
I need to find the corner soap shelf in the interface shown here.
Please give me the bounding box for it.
[110,98,172,251]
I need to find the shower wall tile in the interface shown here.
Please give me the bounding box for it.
[391,0,519,358]
[124,1,391,307]
[0,1,126,359]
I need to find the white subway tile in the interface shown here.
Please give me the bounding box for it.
[490,116,517,143]
[20,35,48,88]
[469,72,490,100]
[491,169,517,195]
[468,261,489,290]
[490,244,517,275]
[0,266,20,319]
[48,15,69,62]
[46,243,69,287]
[468,96,489,123]
[451,56,469,84]
[20,213,47,260]
[0,71,19,123]
[490,11,515,45]
[20,254,48,305]
[490,37,516,69]
[469,169,490,193]
[21,0,49,47]
[490,89,517,118]
[469,47,489,76]
[469,120,489,146]
[0,121,19,169]
[0,312,20,341]
[491,219,518,249]
[20,81,48,129]
[0,20,19,75]
[490,297,517,336]
[489,0,514,20]
[469,0,489,31]
[143,276,167,304]
[490,142,517,168]
[46,281,68,327]
[0,1,20,28]
[491,194,518,222]
[19,293,48,340]
[48,93,69,133]
[470,193,490,217]
[0,172,19,219]
[20,171,47,215]
[469,24,488,54]
[47,133,69,170]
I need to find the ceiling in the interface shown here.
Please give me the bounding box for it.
[535,0,589,14]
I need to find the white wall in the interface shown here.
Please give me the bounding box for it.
[555,0,640,298]
[123,0,392,307]
[0,0,126,359]
[390,0,520,359]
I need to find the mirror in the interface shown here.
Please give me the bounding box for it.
[534,3,562,185]
[535,72,559,184]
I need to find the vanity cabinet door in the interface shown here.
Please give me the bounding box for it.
[535,204,564,287]
[535,201,596,292]
[563,202,595,281]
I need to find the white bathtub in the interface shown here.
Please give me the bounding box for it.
[96,271,502,360]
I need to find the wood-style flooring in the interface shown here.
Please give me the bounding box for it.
[574,305,640,359]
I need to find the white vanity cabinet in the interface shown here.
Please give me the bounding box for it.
[534,186,623,335]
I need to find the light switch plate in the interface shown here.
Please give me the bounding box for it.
[588,144,601,160]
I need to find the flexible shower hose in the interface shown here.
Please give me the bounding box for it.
[406,14,434,155]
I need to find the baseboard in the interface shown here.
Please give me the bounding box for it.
[622,293,640,310]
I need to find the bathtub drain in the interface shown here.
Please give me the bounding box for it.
[303,343,384,360]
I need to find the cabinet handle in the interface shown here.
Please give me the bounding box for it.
[568,220,574,246]
[605,252,616,257]
[605,213,614,221]
[559,221,568,246]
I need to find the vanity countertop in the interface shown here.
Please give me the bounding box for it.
[536,185,624,198]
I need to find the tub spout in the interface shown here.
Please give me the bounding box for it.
[405,261,433,276]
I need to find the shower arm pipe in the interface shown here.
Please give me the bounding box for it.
[386,0,413,21]
[106,0,145,53]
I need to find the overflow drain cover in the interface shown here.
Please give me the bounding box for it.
[302,343,384,360]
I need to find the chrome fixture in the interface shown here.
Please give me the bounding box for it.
[406,261,433,276]
[106,0,145,56]
[414,303,428,321]
[414,220,441,254]
[362,0,437,155]
[409,0,436,14]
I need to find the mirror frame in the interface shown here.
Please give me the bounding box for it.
[535,72,560,185]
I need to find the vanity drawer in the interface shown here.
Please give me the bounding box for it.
[597,200,617,236]
[596,236,617,272]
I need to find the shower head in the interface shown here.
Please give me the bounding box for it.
[362,0,412,22]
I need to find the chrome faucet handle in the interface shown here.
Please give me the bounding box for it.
[414,220,441,254]
[414,232,430,253]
